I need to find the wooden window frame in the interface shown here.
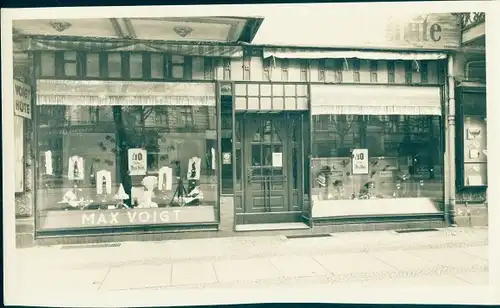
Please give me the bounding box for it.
[387,61,396,84]
[420,61,428,84]
[370,60,378,83]
[352,59,361,83]
[281,58,289,81]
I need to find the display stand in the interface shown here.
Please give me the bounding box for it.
[170,177,188,206]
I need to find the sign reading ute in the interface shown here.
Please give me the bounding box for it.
[14,80,31,119]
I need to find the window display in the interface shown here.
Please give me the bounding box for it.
[311,115,444,203]
[36,101,218,230]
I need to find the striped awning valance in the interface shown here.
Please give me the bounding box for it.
[24,38,244,58]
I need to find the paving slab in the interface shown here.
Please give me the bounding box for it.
[369,250,437,271]
[18,268,108,292]
[409,248,488,268]
[313,252,397,275]
[100,264,172,291]
[213,258,282,283]
[269,255,331,278]
[374,274,471,286]
[171,261,218,286]
[454,271,489,285]
[459,246,489,261]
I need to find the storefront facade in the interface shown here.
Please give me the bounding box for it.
[11,13,468,245]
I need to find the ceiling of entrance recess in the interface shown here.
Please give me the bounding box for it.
[12,17,263,43]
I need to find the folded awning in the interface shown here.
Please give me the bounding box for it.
[36,79,216,106]
[23,37,244,58]
[263,49,447,60]
[311,84,442,116]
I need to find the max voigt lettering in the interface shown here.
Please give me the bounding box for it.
[81,210,181,225]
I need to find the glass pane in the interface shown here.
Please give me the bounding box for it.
[35,99,218,230]
[292,147,298,189]
[172,65,184,79]
[86,53,100,77]
[151,54,164,79]
[235,149,241,190]
[64,52,77,61]
[108,53,122,78]
[252,126,261,142]
[251,144,261,166]
[64,62,77,77]
[129,53,143,79]
[41,52,56,76]
[263,145,272,166]
[310,113,444,206]
[172,55,184,64]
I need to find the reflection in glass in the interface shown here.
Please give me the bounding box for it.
[36,103,218,230]
[311,114,444,202]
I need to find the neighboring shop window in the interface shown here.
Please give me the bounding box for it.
[311,114,444,203]
[300,60,308,82]
[14,116,25,193]
[108,53,122,78]
[40,52,56,77]
[86,53,100,78]
[35,81,219,231]
[458,91,487,187]
[281,59,289,81]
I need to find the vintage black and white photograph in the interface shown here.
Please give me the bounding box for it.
[2,2,497,306]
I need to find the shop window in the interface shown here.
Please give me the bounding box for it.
[311,114,444,204]
[35,95,218,231]
[204,58,214,80]
[40,52,56,77]
[108,53,122,78]
[86,53,100,78]
[151,54,165,79]
[129,53,143,79]
[318,59,326,82]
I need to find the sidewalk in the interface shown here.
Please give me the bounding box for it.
[13,227,489,293]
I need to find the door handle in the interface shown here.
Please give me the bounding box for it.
[247,166,252,183]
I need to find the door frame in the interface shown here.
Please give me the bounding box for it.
[234,111,306,225]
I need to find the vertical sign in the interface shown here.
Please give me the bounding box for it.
[13,79,32,119]
[128,148,147,176]
[352,149,369,175]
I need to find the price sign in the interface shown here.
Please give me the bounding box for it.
[128,148,147,176]
[352,149,369,175]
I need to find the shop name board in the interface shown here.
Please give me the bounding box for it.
[389,16,443,42]
[385,14,460,49]
[14,80,31,119]
[81,209,181,226]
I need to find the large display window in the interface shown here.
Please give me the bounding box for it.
[310,84,444,217]
[35,80,219,231]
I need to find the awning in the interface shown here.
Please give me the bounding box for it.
[263,49,447,61]
[23,37,244,58]
[36,79,216,106]
[311,84,442,116]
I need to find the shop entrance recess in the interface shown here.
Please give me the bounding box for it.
[234,112,305,224]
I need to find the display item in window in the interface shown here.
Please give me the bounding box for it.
[211,147,216,170]
[68,155,84,180]
[96,169,112,195]
[139,175,159,208]
[44,150,53,175]
[187,156,201,180]
[158,166,173,191]
[114,183,130,209]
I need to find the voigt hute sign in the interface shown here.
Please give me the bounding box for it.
[14,79,32,119]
